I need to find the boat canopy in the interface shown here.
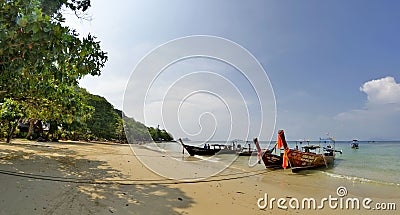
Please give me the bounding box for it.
[302,145,320,150]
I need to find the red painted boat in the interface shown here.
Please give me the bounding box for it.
[278,130,335,172]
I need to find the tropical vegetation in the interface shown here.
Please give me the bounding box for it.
[0,0,173,143]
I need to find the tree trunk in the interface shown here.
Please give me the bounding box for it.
[48,121,58,141]
[45,129,50,141]
[25,119,34,139]
[37,120,43,137]
[6,121,16,143]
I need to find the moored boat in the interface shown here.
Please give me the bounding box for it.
[253,138,283,169]
[236,148,258,156]
[217,144,239,154]
[278,130,336,172]
[178,139,237,156]
[236,141,258,156]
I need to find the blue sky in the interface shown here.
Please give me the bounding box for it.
[66,0,400,141]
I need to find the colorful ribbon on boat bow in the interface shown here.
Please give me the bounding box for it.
[282,149,289,169]
[277,133,283,149]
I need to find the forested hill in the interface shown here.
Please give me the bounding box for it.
[1,87,174,143]
[68,88,174,143]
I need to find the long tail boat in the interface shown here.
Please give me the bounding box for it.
[253,138,283,169]
[179,138,236,156]
[236,142,258,156]
[236,149,258,156]
[278,130,335,172]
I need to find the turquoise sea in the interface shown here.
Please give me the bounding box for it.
[318,141,400,186]
[151,140,400,187]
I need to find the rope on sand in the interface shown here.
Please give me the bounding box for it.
[0,168,271,185]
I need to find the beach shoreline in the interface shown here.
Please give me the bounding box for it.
[0,140,398,214]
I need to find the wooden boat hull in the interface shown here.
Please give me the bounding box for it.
[236,150,258,156]
[218,148,238,154]
[253,138,283,169]
[261,152,283,169]
[181,143,221,156]
[286,149,334,172]
[277,130,335,173]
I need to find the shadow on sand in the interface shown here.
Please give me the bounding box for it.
[0,142,194,215]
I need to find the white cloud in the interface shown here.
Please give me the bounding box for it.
[333,76,400,140]
[360,76,400,105]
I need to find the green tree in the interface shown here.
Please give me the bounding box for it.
[148,127,158,141]
[83,90,120,140]
[0,98,24,143]
[159,129,173,141]
[123,116,152,143]
[147,126,173,142]
[0,0,107,142]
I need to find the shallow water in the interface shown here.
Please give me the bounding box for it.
[325,141,400,186]
[152,140,399,184]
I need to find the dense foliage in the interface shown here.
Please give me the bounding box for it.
[122,115,152,142]
[83,90,120,140]
[61,90,169,142]
[0,98,24,143]
[148,126,174,142]
[121,117,174,142]
[0,0,106,142]
[0,0,174,143]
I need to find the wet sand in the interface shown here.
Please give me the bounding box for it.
[0,140,398,214]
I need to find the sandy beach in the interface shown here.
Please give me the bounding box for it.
[0,140,398,215]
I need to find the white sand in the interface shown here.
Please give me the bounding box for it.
[0,140,398,214]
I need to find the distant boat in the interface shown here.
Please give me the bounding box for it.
[253,138,283,169]
[236,147,258,156]
[216,144,238,154]
[320,136,342,155]
[351,139,359,149]
[235,141,257,156]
